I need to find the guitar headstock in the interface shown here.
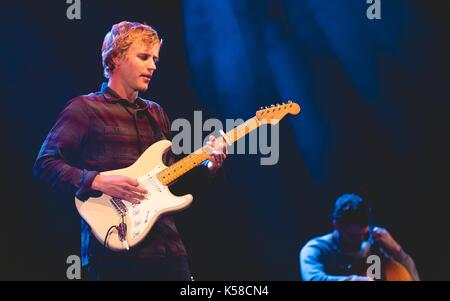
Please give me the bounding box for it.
[256,101,301,125]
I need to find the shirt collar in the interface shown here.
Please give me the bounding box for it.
[100,82,148,111]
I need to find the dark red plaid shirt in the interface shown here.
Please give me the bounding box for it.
[34,83,191,264]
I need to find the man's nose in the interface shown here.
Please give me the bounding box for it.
[148,61,157,71]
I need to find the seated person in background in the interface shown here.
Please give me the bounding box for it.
[299,193,420,281]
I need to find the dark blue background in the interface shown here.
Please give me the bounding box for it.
[1,0,449,280]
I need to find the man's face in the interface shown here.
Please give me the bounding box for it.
[113,39,160,93]
[335,223,370,251]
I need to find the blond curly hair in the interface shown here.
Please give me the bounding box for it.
[101,21,161,79]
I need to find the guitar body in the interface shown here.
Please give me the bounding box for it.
[383,259,413,281]
[75,140,193,252]
[351,257,413,281]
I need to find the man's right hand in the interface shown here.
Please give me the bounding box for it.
[91,174,148,204]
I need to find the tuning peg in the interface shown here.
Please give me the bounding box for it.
[260,107,263,110]
[288,100,292,104]
[270,104,274,107]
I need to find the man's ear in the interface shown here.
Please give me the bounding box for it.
[112,55,123,70]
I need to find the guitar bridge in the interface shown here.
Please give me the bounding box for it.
[110,198,128,215]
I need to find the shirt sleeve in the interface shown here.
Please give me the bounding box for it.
[299,242,354,281]
[33,98,101,201]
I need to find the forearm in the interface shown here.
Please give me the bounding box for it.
[301,263,365,281]
[34,153,100,200]
[306,273,357,281]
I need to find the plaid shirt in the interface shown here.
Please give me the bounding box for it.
[34,83,191,264]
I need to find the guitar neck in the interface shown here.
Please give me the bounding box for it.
[156,117,261,185]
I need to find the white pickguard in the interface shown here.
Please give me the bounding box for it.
[126,166,186,241]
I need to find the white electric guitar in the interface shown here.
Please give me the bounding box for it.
[75,101,301,251]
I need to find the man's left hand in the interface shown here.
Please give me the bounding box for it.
[206,135,227,173]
